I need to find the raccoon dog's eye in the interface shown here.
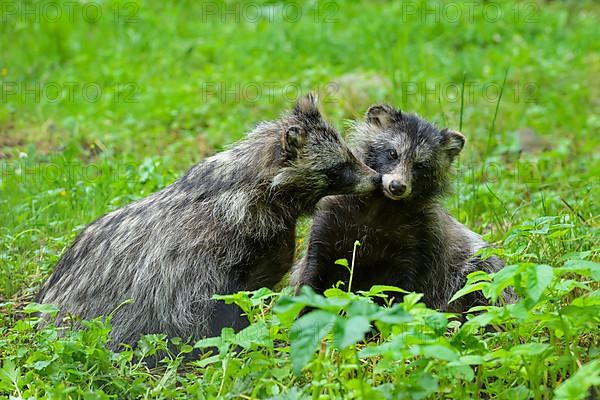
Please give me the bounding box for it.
[414,162,427,170]
[388,149,398,160]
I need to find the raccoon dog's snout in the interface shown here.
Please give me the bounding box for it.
[351,163,381,194]
[389,180,407,196]
[382,174,411,200]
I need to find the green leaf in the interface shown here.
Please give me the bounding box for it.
[22,302,60,315]
[448,282,489,305]
[445,364,475,381]
[333,316,371,349]
[448,355,486,366]
[292,286,349,312]
[465,270,494,282]
[423,344,459,361]
[335,258,351,274]
[0,359,21,391]
[289,310,337,374]
[357,285,409,297]
[345,299,379,318]
[335,258,349,268]
[274,286,348,327]
[558,251,592,262]
[358,339,399,358]
[554,360,600,400]
[525,264,554,302]
[371,305,413,324]
[323,287,353,300]
[465,309,501,327]
[197,330,235,356]
[250,287,275,300]
[30,359,54,371]
[489,264,521,302]
[192,354,221,368]
[212,292,253,315]
[424,313,448,336]
[234,321,271,349]
[509,301,531,319]
[510,343,551,356]
[193,337,221,349]
[272,296,306,326]
[402,292,424,308]
[558,259,600,281]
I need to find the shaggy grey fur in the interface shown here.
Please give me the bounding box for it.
[291,105,515,312]
[37,95,380,349]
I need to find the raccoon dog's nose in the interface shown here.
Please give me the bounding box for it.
[389,180,407,196]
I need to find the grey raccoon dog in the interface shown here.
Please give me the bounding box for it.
[291,104,515,312]
[37,94,380,350]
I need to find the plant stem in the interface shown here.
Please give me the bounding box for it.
[312,341,327,400]
[459,71,466,132]
[485,66,510,157]
[348,240,361,293]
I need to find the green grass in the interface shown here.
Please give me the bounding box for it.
[1,0,599,398]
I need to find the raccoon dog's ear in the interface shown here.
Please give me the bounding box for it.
[365,105,401,129]
[293,93,321,119]
[282,125,307,159]
[440,129,466,159]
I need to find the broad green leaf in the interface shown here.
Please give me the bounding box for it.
[449,355,486,366]
[525,264,554,302]
[558,259,600,281]
[323,287,353,300]
[465,270,493,282]
[212,292,253,314]
[194,328,235,352]
[448,282,489,305]
[371,305,413,324]
[335,258,349,270]
[298,286,350,310]
[250,287,275,301]
[558,251,592,262]
[358,339,399,358]
[0,359,21,391]
[510,343,551,356]
[402,292,424,308]
[274,286,349,325]
[234,321,271,349]
[192,354,221,368]
[465,310,500,327]
[345,299,379,318]
[358,285,410,297]
[554,360,600,400]
[489,264,521,301]
[22,302,59,315]
[30,359,54,371]
[335,258,352,272]
[425,313,448,336]
[423,344,459,361]
[446,364,475,381]
[289,310,337,374]
[333,316,371,349]
[272,296,306,326]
